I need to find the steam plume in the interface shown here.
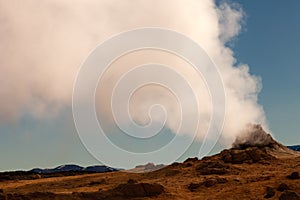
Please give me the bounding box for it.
[0,0,267,144]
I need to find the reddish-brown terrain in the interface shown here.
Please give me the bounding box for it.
[0,125,300,200]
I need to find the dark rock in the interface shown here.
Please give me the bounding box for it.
[29,192,56,198]
[201,178,227,188]
[88,179,106,186]
[196,161,229,175]
[279,191,300,200]
[185,163,193,167]
[200,168,229,175]
[216,178,228,184]
[184,157,198,163]
[264,187,275,198]
[198,161,226,169]
[220,147,274,164]
[248,175,271,183]
[277,183,289,191]
[203,179,217,187]
[188,183,201,192]
[113,182,164,197]
[0,194,5,200]
[231,151,251,164]
[287,172,300,180]
[72,191,106,200]
[170,162,180,167]
[0,191,4,200]
[127,179,137,184]
[165,169,180,176]
[8,192,57,200]
[221,150,233,163]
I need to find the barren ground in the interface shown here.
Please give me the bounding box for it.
[1,148,300,200]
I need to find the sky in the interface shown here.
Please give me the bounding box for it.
[233,0,300,145]
[0,0,299,171]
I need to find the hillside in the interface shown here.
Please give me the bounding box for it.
[0,125,299,199]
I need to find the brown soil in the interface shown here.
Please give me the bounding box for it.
[0,146,300,200]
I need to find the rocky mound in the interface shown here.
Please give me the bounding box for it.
[112,182,165,198]
[232,124,279,149]
[231,124,298,159]
[220,146,275,164]
[196,160,231,175]
[186,124,299,175]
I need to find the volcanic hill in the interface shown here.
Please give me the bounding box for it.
[0,125,300,200]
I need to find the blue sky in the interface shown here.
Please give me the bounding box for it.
[0,1,299,171]
[233,0,300,145]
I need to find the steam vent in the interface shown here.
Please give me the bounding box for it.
[219,124,298,165]
[232,124,278,150]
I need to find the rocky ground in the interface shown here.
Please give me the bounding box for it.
[0,126,300,199]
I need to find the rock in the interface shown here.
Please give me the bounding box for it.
[279,191,300,200]
[88,179,106,186]
[203,179,217,187]
[185,163,193,167]
[0,190,4,200]
[231,151,251,164]
[8,192,57,200]
[277,183,289,191]
[221,150,233,163]
[196,178,227,188]
[165,169,180,176]
[184,157,199,163]
[188,183,201,192]
[216,178,228,184]
[127,179,137,184]
[264,187,275,198]
[184,157,198,168]
[170,162,180,167]
[196,161,229,175]
[199,168,229,175]
[113,182,164,197]
[72,191,106,199]
[287,172,300,180]
[198,161,226,169]
[232,124,277,149]
[220,147,274,164]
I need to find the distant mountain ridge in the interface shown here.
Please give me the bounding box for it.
[126,163,165,173]
[29,164,119,174]
[287,145,300,151]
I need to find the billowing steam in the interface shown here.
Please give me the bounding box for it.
[0,0,267,144]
